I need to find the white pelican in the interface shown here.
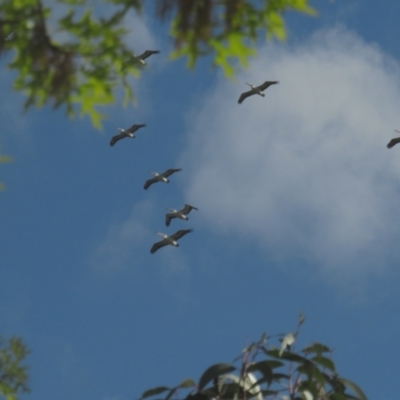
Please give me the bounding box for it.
[144,168,182,190]
[165,204,198,227]
[238,81,279,104]
[134,50,160,65]
[110,124,146,146]
[387,130,400,149]
[150,229,193,254]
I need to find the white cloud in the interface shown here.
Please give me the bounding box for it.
[181,26,400,281]
[91,200,191,277]
[91,200,154,271]
[124,11,158,53]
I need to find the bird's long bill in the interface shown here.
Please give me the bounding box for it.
[156,232,167,238]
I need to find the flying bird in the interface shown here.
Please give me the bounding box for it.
[165,204,198,227]
[110,124,146,146]
[134,50,160,65]
[144,168,182,190]
[387,130,400,149]
[150,229,193,254]
[238,81,279,104]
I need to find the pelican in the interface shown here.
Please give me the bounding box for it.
[238,81,279,104]
[144,168,182,190]
[165,204,198,227]
[134,50,160,65]
[110,124,146,146]
[150,229,193,254]
[387,130,400,149]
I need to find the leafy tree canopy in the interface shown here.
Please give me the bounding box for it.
[140,316,367,400]
[0,336,30,400]
[0,0,316,128]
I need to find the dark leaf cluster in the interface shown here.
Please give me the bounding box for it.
[139,317,367,400]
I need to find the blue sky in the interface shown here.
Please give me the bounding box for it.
[1,1,400,399]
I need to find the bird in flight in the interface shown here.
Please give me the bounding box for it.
[165,204,198,227]
[238,81,279,104]
[143,168,182,190]
[150,229,193,254]
[387,130,400,149]
[133,50,160,65]
[110,124,146,146]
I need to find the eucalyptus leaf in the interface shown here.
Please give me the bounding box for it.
[338,378,368,400]
[198,363,236,391]
[140,386,170,399]
[311,356,335,372]
[279,333,295,356]
[301,390,313,400]
[178,378,196,389]
[303,343,332,356]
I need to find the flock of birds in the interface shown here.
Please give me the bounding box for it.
[109,49,400,253]
[110,50,200,254]
[108,50,281,253]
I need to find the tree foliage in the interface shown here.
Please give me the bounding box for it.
[0,337,30,400]
[140,316,367,400]
[0,0,316,128]
[0,152,12,191]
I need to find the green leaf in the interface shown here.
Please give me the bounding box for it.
[198,363,236,391]
[329,394,350,400]
[279,333,295,356]
[140,386,170,399]
[185,394,209,400]
[303,343,332,356]
[301,390,313,400]
[248,360,284,386]
[338,378,368,400]
[311,356,335,372]
[178,378,196,389]
[0,155,13,163]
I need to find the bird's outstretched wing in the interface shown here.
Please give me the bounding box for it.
[165,213,175,227]
[150,239,168,254]
[182,204,198,215]
[127,124,146,133]
[162,168,182,177]
[144,177,157,190]
[139,50,160,60]
[258,81,279,91]
[110,133,126,146]
[170,229,193,241]
[387,137,400,149]
[238,90,254,104]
